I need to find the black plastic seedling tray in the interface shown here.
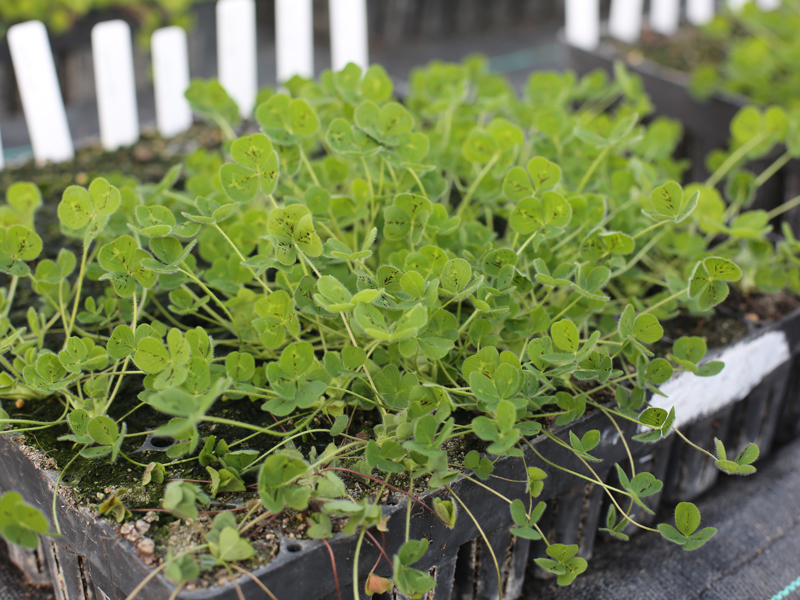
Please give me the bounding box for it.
[3,307,800,600]
[564,36,800,233]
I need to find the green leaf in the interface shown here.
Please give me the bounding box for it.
[256,94,319,145]
[134,338,170,373]
[551,319,580,353]
[441,258,472,294]
[87,415,119,446]
[462,127,498,163]
[633,314,663,344]
[355,101,414,146]
[220,134,279,202]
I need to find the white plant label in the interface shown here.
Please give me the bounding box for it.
[217,0,257,118]
[92,20,139,151]
[7,21,74,163]
[276,0,314,83]
[329,0,369,72]
[687,0,715,25]
[757,0,781,10]
[609,0,644,44]
[564,0,600,50]
[151,27,192,138]
[650,0,680,36]
[652,331,791,429]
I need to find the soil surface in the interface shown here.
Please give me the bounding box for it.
[607,26,727,75]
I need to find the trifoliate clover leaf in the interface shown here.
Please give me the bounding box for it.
[257,454,310,513]
[354,100,414,147]
[503,156,562,201]
[383,194,432,245]
[185,78,240,126]
[534,544,587,586]
[714,438,759,475]
[688,257,742,311]
[657,502,716,551]
[643,181,699,223]
[509,192,572,235]
[0,225,43,276]
[57,178,120,243]
[265,204,323,265]
[0,491,51,549]
[220,134,279,202]
[97,235,158,297]
[182,197,239,225]
[256,94,319,146]
[326,118,382,157]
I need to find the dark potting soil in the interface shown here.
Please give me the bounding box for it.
[0,124,225,202]
[607,26,727,77]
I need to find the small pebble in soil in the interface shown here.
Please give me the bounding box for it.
[14,399,24,409]
[135,520,150,535]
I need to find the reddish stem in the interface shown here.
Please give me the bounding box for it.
[319,467,448,527]
[322,538,342,600]
[247,511,282,540]
[365,529,393,570]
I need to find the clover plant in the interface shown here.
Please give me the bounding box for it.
[0,57,798,598]
[612,0,800,108]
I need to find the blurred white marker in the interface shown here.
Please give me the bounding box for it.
[757,0,781,10]
[217,0,257,118]
[609,0,644,43]
[7,21,74,163]
[329,0,369,71]
[276,0,314,83]
[651,0,680,36]
[92,20,139,151]
[687,0,715,25]
[564,0,600,50]
[152,26,192,138]
[727,0,748,10]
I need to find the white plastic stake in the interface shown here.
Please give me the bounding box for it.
[152,27,192,138]
[687,0,715,25]
[92,20,139,151]
[7,21,73,163]
[609,0,644,44]
[329,0,369,71]
[757,0,781,10]
[217,0,257,118]
[276,0,314,83]
[564,0,600,50]
[727,0,748,10]
[650,0,680,36]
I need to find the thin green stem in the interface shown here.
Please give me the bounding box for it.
[755,151,791,188]
[456,155,499,217]
[353,528,367,600]
[65,246,88,341]
[706,134,766,188]
[767,193,800,220]
[1,275,18,320]
[576,145,610,194]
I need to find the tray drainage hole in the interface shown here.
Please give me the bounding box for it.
[286,543,302,553]
[149,436,174,449]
